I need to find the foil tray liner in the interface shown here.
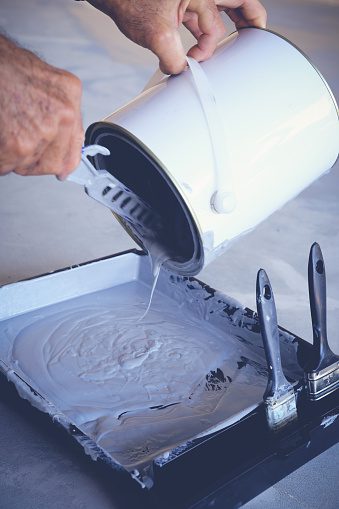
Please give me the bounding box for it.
[0,250,306,488]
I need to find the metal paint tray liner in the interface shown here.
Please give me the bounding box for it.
[0,250,308,489]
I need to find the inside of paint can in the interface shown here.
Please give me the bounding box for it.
[86,122,204,275]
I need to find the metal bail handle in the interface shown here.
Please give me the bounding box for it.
[186,56,236,214]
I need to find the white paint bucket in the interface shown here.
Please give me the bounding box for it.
[86,28,339,276]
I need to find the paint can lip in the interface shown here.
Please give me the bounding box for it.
[85,122,205,276]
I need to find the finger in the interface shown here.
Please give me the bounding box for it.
[58,112,84,180]
[12,122,82,178]
[60,74,84,178]
[3,136,48,176]
[187,2,226,62]
[0,167,13,176]
[13,165,38,176]
[21,112,77,177]
[217,0,267,29]
[148,26,187,75]
[183,12,203,40]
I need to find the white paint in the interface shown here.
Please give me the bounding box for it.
[138,261,162,321]
[321,413,338,429]
[138,239,169,319]
[1,280,267,471]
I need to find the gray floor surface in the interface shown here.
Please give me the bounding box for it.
[0,0,338,507]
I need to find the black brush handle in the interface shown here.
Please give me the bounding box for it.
[308,242,337,371]
[256,269,292,401]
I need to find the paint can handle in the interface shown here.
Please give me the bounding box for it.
[142,60,236,214]
[186,56,236,214]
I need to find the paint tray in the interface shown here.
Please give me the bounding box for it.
[0,249,338,508]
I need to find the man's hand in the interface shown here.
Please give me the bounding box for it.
[87,0,267,74]
[0,35,84,178]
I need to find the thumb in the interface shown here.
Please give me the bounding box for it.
[148,27,186,75]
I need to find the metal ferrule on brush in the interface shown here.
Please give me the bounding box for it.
[264,388,297,432]
[306,361,339,401]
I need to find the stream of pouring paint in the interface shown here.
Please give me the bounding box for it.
[139,249,168,321]
[110,178,172,319]
[133,222,170,320]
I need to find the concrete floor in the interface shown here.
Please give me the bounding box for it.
[0,0,338,507]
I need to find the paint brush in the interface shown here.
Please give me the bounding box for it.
[305,242,339,401]
[256,269,298,432]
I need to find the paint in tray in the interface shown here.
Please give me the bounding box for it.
[0,275,274,473]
